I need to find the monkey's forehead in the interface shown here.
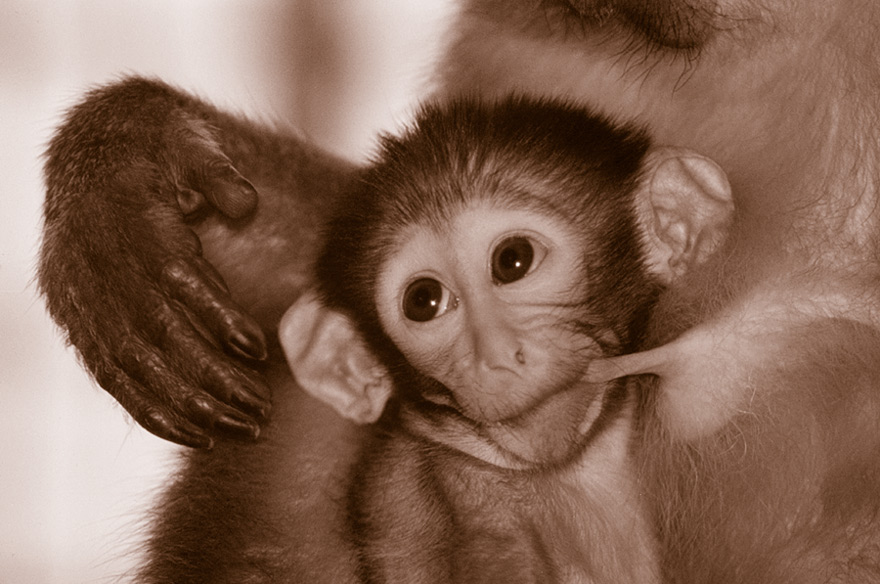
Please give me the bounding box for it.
[373,165,595,235]
[379,189,584,248]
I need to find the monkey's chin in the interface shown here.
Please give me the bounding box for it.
[480,381,609,469]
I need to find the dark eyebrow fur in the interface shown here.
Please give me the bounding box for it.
[537,0,720,49]
[466,0,749,84]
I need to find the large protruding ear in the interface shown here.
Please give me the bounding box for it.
[635,147,734,283]
[279,290,393,424]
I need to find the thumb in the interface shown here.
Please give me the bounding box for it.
[200,159,259,219]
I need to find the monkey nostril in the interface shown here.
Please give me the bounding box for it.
[515,348,525,365]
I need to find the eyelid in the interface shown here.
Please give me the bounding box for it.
[490,230,551,256]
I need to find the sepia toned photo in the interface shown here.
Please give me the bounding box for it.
[4,1,880,582]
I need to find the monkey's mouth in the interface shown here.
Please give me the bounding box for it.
[402,373,622,470]
[479,378,614,469]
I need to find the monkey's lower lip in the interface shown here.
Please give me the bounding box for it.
[482,382,605,466]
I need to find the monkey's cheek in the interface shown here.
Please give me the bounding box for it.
[482,386,604,467]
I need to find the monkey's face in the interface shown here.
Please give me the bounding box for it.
[375,201,617,465]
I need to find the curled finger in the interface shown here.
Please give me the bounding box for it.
[92,358,214,448]
[160,257,267,361]
[138,294,271,411]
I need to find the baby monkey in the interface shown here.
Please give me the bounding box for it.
[281,97,733,583]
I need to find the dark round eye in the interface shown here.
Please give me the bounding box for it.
[491,236,535,284]
[402,278,456,322]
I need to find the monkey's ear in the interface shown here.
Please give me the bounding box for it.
[279,291,393,424]
[636,147,734,283]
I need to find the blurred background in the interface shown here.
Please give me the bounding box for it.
[0,1,451,581]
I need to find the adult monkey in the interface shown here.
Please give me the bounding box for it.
[39,0,880,583]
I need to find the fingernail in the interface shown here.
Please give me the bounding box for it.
[229,329,267,361]
[236,383,272,417]
[217,414,261,440]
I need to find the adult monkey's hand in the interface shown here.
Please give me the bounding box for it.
[40,78,273,448]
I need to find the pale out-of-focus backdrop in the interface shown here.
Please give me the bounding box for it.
[0,2,451,582]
